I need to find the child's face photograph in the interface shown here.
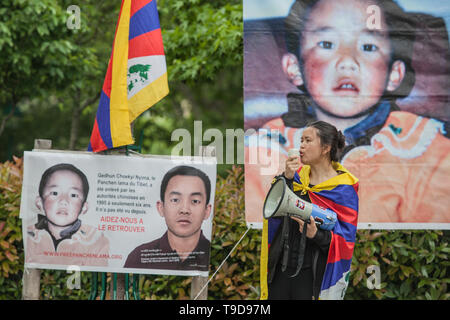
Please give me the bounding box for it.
[36,170,87,228]
[299,0,402,117]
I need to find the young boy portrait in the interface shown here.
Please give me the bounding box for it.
[124,165,212,271]
[244,0,450,225]
[26,163,109,267]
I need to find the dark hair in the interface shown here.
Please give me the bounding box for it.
[284,0,416,99]
[39,163,89,203]
[306,120,346,162]
[160,166,211,205]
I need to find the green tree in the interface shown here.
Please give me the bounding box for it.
[0,0,122,156]
[135,0,243,177]
[0,0,83,136]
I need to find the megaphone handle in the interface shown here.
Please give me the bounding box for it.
[303,216,320,226]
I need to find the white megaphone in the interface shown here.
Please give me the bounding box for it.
[263,176,337,231]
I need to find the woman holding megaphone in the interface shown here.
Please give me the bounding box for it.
[264,120,359,300]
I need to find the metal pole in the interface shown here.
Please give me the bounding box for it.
[22,139,52,300]
[100,272,107,300]
[89,272,98,300]
[124,274,129,300]
[132,274,140,300]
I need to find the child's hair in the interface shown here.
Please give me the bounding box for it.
[38,163,90,203]
[160,166,211,205]
[306,120,346,162]
[284,0,416,99]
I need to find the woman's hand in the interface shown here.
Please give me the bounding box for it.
[284,155,301,179]
[291,216,318,239]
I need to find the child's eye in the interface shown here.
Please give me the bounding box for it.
[318,41,334,49]
[50,191,58,196]
[362,44,378,52]
[70,193,80,198]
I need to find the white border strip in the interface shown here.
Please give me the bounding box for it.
[23,263,209,277]
[247,221,450,230]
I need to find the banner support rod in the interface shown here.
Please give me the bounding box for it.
[194,226,251,300]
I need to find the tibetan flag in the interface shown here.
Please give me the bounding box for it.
[260,162,359,300]
[88,0,169,152]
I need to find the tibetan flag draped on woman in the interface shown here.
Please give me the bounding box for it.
[88,0,169,152]
[260,162,359,300]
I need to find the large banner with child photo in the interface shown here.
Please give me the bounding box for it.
[244,0,450,229]
[20,151,216,276]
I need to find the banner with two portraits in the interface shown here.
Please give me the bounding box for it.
[20,150,216,276]
[244,0,450,229]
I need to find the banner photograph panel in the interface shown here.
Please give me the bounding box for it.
[21,151,216,276]
[244,0,450,229]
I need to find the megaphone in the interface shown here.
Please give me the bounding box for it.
[263,176,337,231]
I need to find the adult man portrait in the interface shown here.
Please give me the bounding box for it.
[124,165,212,271]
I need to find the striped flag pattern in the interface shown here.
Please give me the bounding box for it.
[88,0,169,152]
[307,182,359,299]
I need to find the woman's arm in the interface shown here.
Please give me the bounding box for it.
[311,228,331,252]
[291,216,331,253]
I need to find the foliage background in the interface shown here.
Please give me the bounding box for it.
[0,161,448,300]
[0,0,243,177]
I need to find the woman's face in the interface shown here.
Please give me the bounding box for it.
[300,127,328,165]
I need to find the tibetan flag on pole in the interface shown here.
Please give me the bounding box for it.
[88,0,169,152]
